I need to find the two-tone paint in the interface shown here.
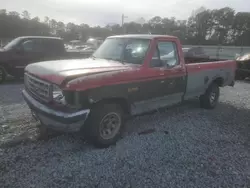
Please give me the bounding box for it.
[23,35,236,132]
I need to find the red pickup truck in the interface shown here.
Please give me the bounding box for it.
[22,35,236,148]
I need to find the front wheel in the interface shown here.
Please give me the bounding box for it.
[200,83,220,109]
[82,103,124,148]
[0,67,6,84]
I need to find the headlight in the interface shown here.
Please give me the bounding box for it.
[52,84,66,105]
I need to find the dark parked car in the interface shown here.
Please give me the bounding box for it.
[0,36,91,84]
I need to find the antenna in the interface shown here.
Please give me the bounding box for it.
[122,14,128,34]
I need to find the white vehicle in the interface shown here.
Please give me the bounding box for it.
[86,38,104,49]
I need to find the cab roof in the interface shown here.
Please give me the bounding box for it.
[108,34,177,40]
[17,36,62,40]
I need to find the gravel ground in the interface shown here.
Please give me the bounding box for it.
[0,81,39,147]
[0,81,250,188]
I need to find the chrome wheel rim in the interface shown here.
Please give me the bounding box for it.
[99,112,121,140]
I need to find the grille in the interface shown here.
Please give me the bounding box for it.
[24,73,51,102]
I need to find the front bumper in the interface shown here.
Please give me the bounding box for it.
[22,90,90,132]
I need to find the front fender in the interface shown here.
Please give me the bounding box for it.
[87,84,130,105]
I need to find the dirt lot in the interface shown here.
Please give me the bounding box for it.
[0,81,250,188]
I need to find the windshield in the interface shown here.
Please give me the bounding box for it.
[92,38,150,64]
[3,38,21,50]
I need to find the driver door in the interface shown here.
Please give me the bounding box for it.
[134,40,186,113]
[155,40,186,100]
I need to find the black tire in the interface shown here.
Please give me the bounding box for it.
[0,67,6,84]
[82,103,124,148]
[200,83,220,109]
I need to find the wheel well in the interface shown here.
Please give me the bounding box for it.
[93,98,130,115]
[213,77,224,87]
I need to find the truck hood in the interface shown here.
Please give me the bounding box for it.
[25,58,135,85]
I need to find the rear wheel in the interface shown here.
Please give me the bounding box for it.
[0,67,6,84]
[200,83,220,109]
[82,103,124,148]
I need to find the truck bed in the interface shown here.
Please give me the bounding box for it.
[185,57,223,64]
[184,59,236,100]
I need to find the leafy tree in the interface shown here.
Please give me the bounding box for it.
[1,8,250,46]
[232,12,250,45]
[211,7,235,44]
[22,10,30,20]
[187,9,213,44]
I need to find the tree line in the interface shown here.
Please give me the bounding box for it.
[0,7,250,46]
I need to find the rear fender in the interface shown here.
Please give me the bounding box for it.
[212,77,224,87]
[204,77,224,92]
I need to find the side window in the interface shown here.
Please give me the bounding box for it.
[150,41,179,68]
[42,39,64,53]
[21,40,34,52]
[21,39,43,52]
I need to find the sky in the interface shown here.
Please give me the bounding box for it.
[1,0,250,26]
